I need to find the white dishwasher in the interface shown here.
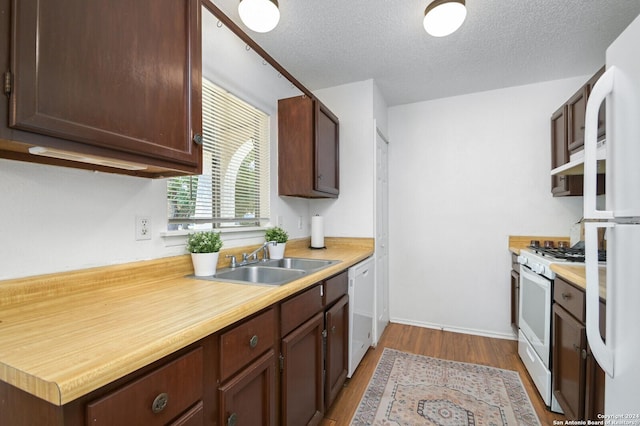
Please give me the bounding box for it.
[347,256,375,378]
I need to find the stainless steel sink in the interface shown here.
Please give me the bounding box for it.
[260,257,340,272]
[191,257,340,286]
[211,265,307,286]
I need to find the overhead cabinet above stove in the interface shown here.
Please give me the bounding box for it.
[278,95,339,198]
[550,67,605,196]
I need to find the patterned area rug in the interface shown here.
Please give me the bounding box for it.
[351,348,540,426]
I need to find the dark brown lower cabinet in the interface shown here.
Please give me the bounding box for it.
[510,253,520,332]
[325,295,349,410]
[552,304,586,418]
[552,276,606,420]
[172,401,205,426]
[281,312,325,426]
[219,349,276,426]
[0,273,352,425]
[585,348,606,419]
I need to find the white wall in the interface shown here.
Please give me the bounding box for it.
[0,160,173,279]
[0,139,310,281]
[387,76,587,339]
[311,80,380,238]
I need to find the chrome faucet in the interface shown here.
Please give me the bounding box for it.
[228,241,276,267]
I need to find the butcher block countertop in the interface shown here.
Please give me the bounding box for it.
[0,237,374,406]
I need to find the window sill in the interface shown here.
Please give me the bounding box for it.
[161,226,271,249]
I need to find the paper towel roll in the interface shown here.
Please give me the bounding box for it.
[311,215,324,248]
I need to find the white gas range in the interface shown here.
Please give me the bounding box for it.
[515,244,604,413]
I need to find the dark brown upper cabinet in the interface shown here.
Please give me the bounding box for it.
[278,95,339,198]
[550,105,575,195]
[1,0,202,177]
[587,66,606,143]
[550,67,605,196]
[567,86,589,154]
[567,66,606,154]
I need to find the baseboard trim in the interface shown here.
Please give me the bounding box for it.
[390,317,517,341]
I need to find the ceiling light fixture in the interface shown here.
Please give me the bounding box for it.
[238,0,280,33]
[423,0,467,37]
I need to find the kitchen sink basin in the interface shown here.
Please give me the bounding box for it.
[211,265,307,286]
[260,257,340,272]
[190,257,340,286]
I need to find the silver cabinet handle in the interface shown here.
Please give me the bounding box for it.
[228,412,238,426]
[249,335,259,348]
[151,392,169,414]
[193,133,204,145]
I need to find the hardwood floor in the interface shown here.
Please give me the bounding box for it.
[321,322,566,425]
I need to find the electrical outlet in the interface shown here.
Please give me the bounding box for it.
[277,215,284,227]
[136,216,151,240]
[298,216,303,230]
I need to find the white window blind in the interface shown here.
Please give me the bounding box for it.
[167,79,270,230]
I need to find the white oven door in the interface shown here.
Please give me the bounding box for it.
[518,266,552,367]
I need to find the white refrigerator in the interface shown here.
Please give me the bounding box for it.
[583,12,640,415]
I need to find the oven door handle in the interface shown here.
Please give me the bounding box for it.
[520,265,550,289]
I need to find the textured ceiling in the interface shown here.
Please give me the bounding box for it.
[208,0,640,106]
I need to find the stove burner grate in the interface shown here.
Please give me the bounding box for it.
[528,246,606,262]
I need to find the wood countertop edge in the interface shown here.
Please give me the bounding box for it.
[0,237,374,405]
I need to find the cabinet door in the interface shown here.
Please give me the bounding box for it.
[314,102,339,196]
[567,86,589,153]
[278,95,339,198]
[510,269,520,331]
[325,295,348,410]
[9,0,202,172]
[552,304,586,420]
[550,105,571,195]
[587,66,606,141]
[584,300,606,419]
[281,312,324,426]
[219,350,276,426]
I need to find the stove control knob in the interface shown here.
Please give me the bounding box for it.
[531,263,545,275]
[517,255,527,265]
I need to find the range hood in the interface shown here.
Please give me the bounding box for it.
[551,140,606,176]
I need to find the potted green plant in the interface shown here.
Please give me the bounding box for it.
[265,226,288,259]
[186,231,223,276]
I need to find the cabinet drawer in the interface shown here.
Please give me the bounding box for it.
[86,347,203,425]
[281,284,323,336]
[220,308,276,382]
[554,277,585,322]
[324,271,348,307]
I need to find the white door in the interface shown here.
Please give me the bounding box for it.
[374,125,389,344]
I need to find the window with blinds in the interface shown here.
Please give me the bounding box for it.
[167,79,270,230]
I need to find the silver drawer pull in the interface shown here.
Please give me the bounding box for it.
[249,335,259,348]
[228,412,238,426]
[151,392,169,414]
[561,292,572,300]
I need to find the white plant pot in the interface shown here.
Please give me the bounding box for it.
[268,242,286,260]
[191,252,219,277]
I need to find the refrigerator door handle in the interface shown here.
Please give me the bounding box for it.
[584,221,614,377]
[584,66,615,220]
